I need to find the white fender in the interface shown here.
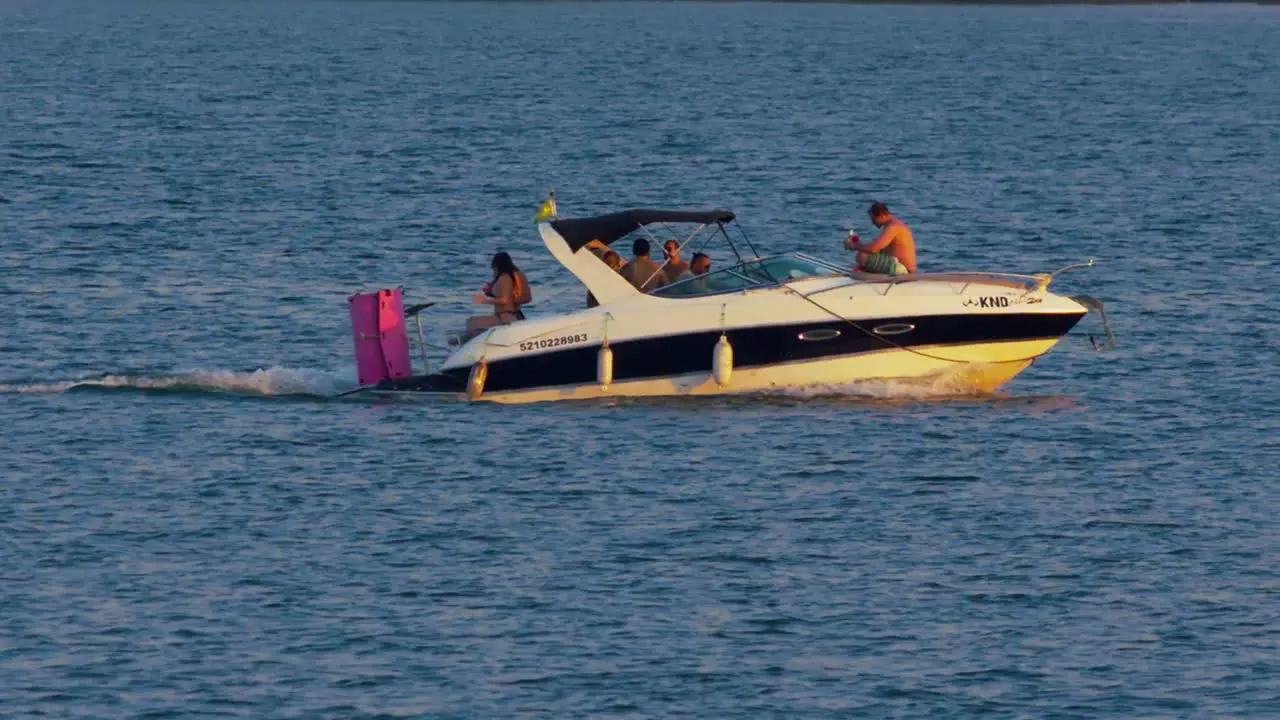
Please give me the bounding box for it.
[467,358,488,400]
[597,343,614,389]
[713,334,733,387]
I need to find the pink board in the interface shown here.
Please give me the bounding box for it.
[349,288,413,385]
[349,292,385,385]
[376,289,413,381]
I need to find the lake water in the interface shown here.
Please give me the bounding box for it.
[2,1,1279,717]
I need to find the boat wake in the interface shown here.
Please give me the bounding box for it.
[763,361,1006,401]
[2,364,1068,408]
[0,366,357,398]
[773,379,994,402]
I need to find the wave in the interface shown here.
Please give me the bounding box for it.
[768,363,1009,401]
[0,366,357,398]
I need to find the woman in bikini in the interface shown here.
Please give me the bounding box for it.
[466,251,531,337]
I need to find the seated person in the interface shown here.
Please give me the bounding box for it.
[602,249,624,273]
[619,237,668,293]
[683,252,713,292]
[844,201,917,276]
[465,251,531,337]
[587,250,625,308]
[661,240,692,284]
[583,238,609,258]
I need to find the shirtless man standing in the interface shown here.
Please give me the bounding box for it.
[844,202,917,275]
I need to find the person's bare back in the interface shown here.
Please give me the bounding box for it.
[620,237,669,292]
[845,202,917,275]
[875,218,917,273]
[621,257,667,292]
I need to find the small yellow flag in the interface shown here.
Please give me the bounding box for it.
[533,190,557,223]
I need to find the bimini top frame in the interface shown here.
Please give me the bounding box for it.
[548,209,735,251]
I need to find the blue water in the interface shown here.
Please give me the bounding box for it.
[3,1,1279,716]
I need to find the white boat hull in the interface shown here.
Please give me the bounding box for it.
[374,336,1063,404]
[358,215,1099,404]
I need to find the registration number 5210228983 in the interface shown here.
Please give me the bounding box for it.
[519,333,589,352]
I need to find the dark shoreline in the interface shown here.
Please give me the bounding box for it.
[415,1,1279,5]
[426,0,1277,4]
[747,1,1274,4]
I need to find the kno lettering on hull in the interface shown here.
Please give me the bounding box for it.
[965,296,1011,308]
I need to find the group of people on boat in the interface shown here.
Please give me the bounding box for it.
[463,201,916,337]
[587,237,711,305]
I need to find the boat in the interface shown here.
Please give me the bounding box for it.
[344,207,1110,403]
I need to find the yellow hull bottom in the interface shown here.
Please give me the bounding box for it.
[464,338,1060,405]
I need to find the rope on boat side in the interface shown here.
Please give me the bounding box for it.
[777,258,1110,365]
[467,262,1110,362]
[781,285,1058,366]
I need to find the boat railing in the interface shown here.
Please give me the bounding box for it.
[790,253,1052,293]
[868,271,1042,292]
[840,259,1096,297]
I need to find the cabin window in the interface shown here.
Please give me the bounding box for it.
[651,255,840,298]
[752,256,843,280]
[652,268,758,297]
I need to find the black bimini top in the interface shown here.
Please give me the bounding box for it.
[548,209,736,252]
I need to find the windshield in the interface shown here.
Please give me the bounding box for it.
[652,254,842,298]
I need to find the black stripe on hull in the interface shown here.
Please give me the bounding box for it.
[377,372,466,393]
[381,312,1085,394]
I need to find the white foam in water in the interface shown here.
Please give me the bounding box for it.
[0,366,358,398]
[767,365,1003,401]
[3,365,1002,402]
